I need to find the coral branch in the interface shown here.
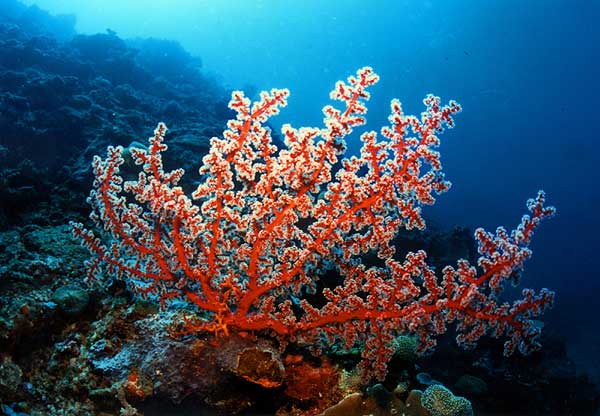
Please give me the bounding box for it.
[72,67,555,381]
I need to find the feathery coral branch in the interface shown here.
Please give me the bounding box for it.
[72,68,555,381]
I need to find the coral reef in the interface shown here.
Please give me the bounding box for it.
[0,219,597,414]
[0,1,599,415]
[0,0,234,228]
[421,385,473,416]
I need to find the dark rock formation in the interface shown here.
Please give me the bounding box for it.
[0,0,235,229]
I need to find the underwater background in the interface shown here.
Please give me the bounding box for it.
[1,0,599,415]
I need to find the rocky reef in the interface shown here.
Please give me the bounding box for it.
[0,0,235,229]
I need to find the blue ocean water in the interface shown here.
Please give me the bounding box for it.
[2,0,599,413]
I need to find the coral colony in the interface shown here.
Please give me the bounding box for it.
[72,68,556,381]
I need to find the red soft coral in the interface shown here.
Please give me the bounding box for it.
[72,68,555,381]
